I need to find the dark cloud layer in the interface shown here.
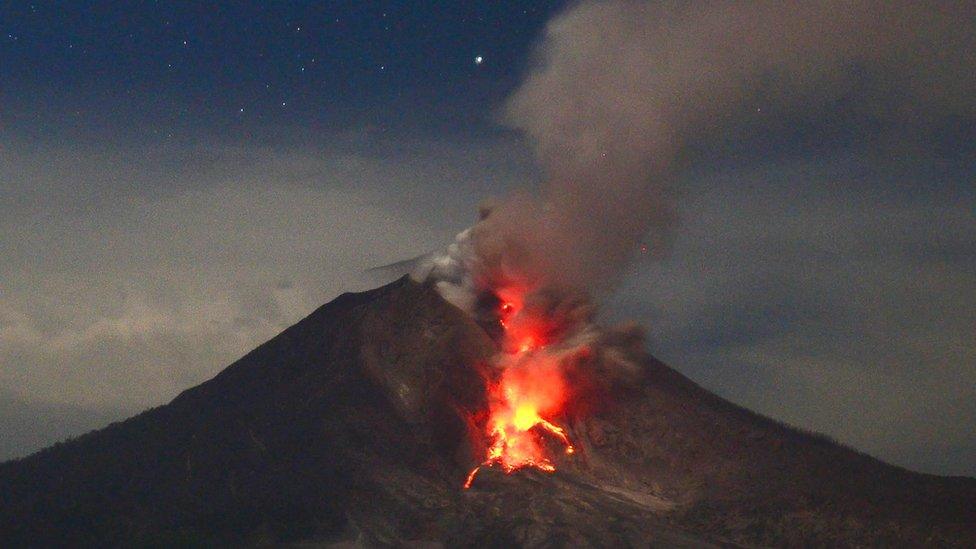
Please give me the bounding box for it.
[606,153,975,476]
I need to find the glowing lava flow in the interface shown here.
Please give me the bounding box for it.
[464,294,575,489]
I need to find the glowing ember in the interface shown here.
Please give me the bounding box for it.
[464,293,575,489]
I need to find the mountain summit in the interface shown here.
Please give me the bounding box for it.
[1,277,973,547]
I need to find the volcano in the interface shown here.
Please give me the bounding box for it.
[1,276,973,547]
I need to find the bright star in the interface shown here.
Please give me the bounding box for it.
[474,55,484,65]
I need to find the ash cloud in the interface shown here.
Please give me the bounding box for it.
[415,2,975,471]
[483,0,975,294]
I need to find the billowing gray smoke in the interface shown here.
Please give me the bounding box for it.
[425,0,974,304]
[410,0,974,488]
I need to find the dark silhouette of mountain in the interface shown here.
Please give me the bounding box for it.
[1,277,973,547]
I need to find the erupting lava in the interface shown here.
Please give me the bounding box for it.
[464,290,575,489]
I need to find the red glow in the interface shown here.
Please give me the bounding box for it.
[464,288,575,489]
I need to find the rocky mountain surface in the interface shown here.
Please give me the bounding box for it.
[1,277,973,547]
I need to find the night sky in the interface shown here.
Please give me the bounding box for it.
[3,2,562,142]
[2,2,974,476]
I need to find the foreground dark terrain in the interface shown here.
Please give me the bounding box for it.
[1,277,973,547]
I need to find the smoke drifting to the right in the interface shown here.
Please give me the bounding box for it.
[481,0,975,297]
[415,0,975,488]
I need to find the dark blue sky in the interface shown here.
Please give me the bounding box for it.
[2,1,566,142]
[1,1,973,477]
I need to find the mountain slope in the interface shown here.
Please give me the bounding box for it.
[1,277,973,547]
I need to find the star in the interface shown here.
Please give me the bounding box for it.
[474,55,484,65]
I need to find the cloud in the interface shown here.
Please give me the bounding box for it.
[0,133,527,413]
[605,152,976,475]
[0,388,122,462]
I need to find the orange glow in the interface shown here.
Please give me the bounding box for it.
[464,289,575,489]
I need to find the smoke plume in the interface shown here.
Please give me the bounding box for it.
[445,0,975,298]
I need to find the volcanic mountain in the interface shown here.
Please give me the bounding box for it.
[1,277,973,547]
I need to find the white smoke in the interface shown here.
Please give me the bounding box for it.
[410,226,480,312]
